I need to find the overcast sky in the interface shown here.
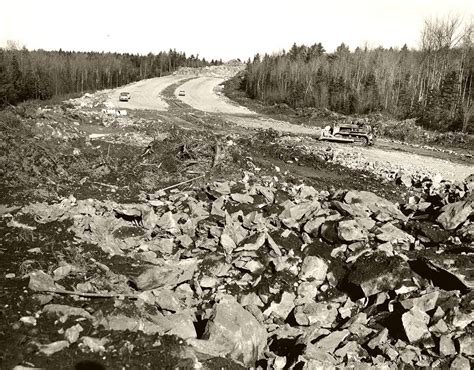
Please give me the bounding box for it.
[1,0,472,61]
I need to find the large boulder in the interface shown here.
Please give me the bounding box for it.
[304,217,326,236]
[320,221,340,243]
[134,258,198,290]
[400,291,439,312]
[436,200,473,230]
[402,307,430,343]
[263,291,296,320]
[376,223,415,244]
[344,191,407,222]
[346,254,413,298]
[294,302,338,327]
[311,329,350,352]
[338,219,369,242]
[299,256,328,284]
[204,296,267,367]
[279,200,320,228]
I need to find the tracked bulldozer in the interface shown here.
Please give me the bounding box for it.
[319,121,375,146]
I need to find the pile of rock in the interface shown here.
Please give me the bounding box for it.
[174,63,245,79]
[11,173,473,367]
[68,91,111,109]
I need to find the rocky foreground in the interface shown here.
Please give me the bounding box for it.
[4,169,473,368]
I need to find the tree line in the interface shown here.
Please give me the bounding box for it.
[243,17,473,132]
[0,44,222,106]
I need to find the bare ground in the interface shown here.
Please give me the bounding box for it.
[1,71,473,369]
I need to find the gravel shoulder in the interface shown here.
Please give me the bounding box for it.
[333,141,473,182]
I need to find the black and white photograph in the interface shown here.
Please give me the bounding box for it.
[0,0,473,368]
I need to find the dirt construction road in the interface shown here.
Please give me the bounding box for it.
[108,75,189,111]
[174,77,325,136]
[110,75,474,183]
[175,77,256,115]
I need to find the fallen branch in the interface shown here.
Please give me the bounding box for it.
[6,102,17,111]
[186,170,205,175]
[139,162,162,168]
[42,288,138,299]
[156,174,205,193]
[91,181,119,189]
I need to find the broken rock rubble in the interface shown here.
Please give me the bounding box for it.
[203,295,267,367]
[13,173,473,368]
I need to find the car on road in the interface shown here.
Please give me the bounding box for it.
[119,92,131,101]
[178,90,186,96]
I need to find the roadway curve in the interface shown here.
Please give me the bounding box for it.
[174,77,324,136]
[108,75,189,111]
[175,77,256,115]
[104,74,473,182]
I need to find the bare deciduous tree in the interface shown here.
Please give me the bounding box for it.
[420,15,465,52]
[5,40,24,51]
